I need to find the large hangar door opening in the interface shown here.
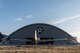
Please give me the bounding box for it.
[25,38,54,45]
[25,27,54,45]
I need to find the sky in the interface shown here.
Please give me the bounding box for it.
[0,0,80,42]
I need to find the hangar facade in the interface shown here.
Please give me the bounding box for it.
[3,23,78,45]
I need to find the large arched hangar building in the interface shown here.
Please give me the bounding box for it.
[5,23,78,45]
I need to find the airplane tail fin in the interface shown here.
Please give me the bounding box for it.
[35,30,38,45]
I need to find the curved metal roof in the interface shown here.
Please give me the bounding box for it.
[6,23,77,45]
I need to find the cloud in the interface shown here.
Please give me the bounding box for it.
[48,14,80,24]
[48,18,67,24]
[68,15,80,19]
[14,15,33,22]
[69,31,80,42]
[14,17,23,22]
[26,15,33,18]
[70,31,80,36]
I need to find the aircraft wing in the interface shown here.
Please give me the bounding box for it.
[9,39,32,42]
[38,38,68,42]
[38,39,54,42]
